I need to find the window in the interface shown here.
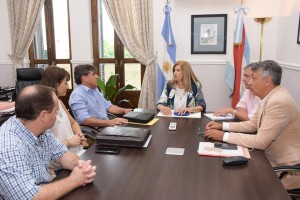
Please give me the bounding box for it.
[92,0,145,108]
[29,0,72,89]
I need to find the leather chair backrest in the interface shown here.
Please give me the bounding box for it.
[15,68,44,94]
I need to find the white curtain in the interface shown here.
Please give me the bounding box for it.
[7,0,45,79]
[103,0,156,109]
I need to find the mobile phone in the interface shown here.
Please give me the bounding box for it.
[222,156,248,166]
[95,146,121,154]
[214,142,237,150]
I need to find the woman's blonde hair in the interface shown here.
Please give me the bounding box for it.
[170,60,199,92]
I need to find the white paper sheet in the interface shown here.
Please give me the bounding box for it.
[143,135,152,148]
[165,147,185,155]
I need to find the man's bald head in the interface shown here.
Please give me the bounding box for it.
[15,85,56,121]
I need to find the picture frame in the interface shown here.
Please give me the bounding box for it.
[191,14,227,54]
[297,14,300,44]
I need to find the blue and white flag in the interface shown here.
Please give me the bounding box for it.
[157,3,176,100]
[225,5,250,107]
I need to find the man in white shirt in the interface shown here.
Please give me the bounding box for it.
[214,64,260,121]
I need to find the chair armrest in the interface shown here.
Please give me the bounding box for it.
[108,113,117,119]
[273,164,300,198]
[80,125,102,139]
[274,164,300,180]
[274,165,300,172]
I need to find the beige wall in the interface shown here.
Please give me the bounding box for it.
[276,0,300,104]
[153,0,300,110]
[0,0,299,110]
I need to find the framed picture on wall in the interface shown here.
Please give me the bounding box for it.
[297,13,300,44]
[191,14,227,54]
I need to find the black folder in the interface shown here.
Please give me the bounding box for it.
[96,126,151,148]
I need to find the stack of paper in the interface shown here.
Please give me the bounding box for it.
[0,107,15,115]
[197,142,251,159]
[0,102,15,115]
[204,113,234,121]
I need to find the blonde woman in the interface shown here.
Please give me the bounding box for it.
[157,60,206,116]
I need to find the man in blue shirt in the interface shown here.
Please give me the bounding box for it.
[69,64,132,127]
[0,85,96,200]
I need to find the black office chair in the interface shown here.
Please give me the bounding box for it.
[15,68,44,97]
[78,112,115,141]
[274,164,300,199]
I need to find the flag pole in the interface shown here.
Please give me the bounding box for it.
[157,0,176,100]
[227,1,250,108]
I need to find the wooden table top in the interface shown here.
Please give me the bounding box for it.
[55,113,290,200]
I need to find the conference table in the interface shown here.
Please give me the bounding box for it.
[55,112,290,200]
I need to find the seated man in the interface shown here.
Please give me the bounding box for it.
[214,64,260,121]
[0,85,96,199]
[205,60,300,189]
[69,64,132,127]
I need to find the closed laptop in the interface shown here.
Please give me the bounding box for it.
[123,112,155,123]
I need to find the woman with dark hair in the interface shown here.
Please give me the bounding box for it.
[157,60,206,116]
[42,66,87,156]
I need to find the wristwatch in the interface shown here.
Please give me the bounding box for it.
[232,109,237,117]
[65,139,71,148]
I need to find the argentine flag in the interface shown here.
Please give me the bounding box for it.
[225,5,250,108]
[157,3,176,100]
